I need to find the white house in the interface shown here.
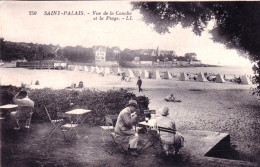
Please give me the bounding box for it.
[95,46,106,62]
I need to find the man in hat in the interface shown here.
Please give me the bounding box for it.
[10,90,34,130]
[115,100,139,156]
[136,76,142,92]
[155,106,184,156]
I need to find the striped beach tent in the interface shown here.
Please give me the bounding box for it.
[215,74,225,83]
[163,71,172,79]
[241,75,252,85]
[127,69,136,78]
[197,72,208,82]
[151,70,161,79]
[179,72,189,81]
[141,70,150,79]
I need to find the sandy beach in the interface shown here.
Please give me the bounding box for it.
[1,67,259,159]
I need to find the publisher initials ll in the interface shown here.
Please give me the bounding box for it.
[126,16,132,20]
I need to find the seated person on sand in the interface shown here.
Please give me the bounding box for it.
[10,90,34,130]
[121,73,126,81]
[155,107,184,156]
[126,77,132,82]
[164,94,181,102]
[78,81,84,88]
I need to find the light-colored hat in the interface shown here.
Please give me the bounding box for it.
[160,107,169,116]
[126,100,138,108]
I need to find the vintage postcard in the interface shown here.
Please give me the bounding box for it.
[0,1,259,167]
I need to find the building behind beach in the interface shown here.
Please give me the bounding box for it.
[93,46,119,66]
[94,46,106,62]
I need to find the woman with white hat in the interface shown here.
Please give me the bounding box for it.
[155,106,184,156]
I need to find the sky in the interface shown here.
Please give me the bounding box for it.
[0,1,253,67]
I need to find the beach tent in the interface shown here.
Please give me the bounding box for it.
[117,67,122,75]
[127,69,136,78]
[100,67,104,73]
[163,71,172,79]
[137,70,142,77]
[74,65,80,71]
[151,70,161,79]
[104,67,111,75]
[67,65,75,71]
[140,70,150,79]
[215,74,225,83]
[207,75,216,82]
[96,66,101,74]
[241,75,252,85]
[83,66,88,72]
[79,66,85,71]
[179,72,189,81]
[90,66,95,73]
[197,72,208,82]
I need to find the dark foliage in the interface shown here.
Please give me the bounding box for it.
[0,85,22,105]
[0,86,149,125]
[62,46,94,63]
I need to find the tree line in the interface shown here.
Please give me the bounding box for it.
[0,39,196,64]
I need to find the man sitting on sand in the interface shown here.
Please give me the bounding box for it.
[10,90,34,130]
[155,107,184,156]
[164,94,181,102]
[114,100,139,156]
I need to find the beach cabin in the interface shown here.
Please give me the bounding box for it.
[179,72,189,81]
[215,74,225,83]
[197,73,208,82]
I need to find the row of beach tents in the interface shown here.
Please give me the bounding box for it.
[179,72,252,84]
[67,65,252,85]
[67,65,171,79]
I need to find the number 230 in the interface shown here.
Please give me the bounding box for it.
[29,11,37,15]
